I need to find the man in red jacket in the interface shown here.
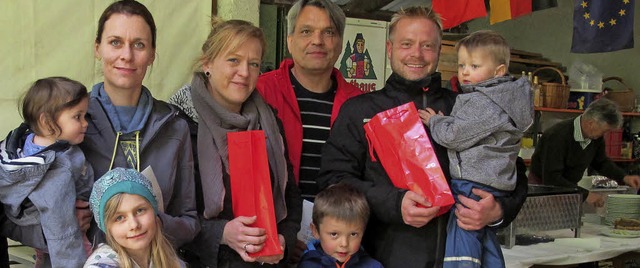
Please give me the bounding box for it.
[256,0,362,201]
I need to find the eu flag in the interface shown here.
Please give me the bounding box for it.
[571,0,634,53]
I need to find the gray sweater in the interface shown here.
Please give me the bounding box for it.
[0,124,93,267]
[428,76,533,191]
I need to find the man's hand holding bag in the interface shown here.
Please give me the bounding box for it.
[364,102,454,216]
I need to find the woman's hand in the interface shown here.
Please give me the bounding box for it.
[222,216,266,262]
[255,234,285,265]
[75,200,92,232]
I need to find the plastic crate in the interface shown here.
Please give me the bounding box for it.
[605,128,623,158]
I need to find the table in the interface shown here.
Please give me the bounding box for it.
[503,214,640,268]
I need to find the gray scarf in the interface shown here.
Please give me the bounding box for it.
[190,73,288,222]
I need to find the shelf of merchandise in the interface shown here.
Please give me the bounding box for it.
[534,107,640,117]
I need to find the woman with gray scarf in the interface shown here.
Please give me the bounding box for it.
[170,18,302,268]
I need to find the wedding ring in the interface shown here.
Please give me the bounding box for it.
[243,243,249,252]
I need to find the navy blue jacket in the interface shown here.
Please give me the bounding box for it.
[298,240,383,268]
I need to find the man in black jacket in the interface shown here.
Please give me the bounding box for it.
[317,6,528,268]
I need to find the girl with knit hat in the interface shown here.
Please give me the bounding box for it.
[84,168,184,268]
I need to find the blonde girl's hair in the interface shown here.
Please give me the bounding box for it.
[196,17,266,71]
[104,194,182,268]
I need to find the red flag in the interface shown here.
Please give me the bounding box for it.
[490,0,533,24]
[432,0,487,29]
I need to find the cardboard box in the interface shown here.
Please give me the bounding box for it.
[567,90,601,110]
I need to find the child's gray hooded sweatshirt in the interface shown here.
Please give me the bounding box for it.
[428,76,533,191]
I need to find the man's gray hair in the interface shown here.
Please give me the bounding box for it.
[287,0,346,38]
[583,98,623,128]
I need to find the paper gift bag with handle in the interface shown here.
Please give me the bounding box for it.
[228,130,282,257]
[364,102,454,216]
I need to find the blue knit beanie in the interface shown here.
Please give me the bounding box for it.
[90,168,159,231]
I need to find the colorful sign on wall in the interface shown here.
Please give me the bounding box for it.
[336,18,388,92]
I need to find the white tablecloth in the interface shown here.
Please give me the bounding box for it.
[503,214,640,268]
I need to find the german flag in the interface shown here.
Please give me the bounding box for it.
[490,0,533,24]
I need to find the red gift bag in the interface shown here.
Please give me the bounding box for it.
[228,130,283,257]
[364,102,454,216]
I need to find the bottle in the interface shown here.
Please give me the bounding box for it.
[533,76,542,107]
[633,134,640,159]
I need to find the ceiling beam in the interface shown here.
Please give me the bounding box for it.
[343,9,394,21]
[342,0,395,13]
[259,0,395,21]
[261,0,297,4]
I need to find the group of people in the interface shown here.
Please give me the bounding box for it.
[2,0,639,268]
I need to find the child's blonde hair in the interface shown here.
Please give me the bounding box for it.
[455,30,511,70]
[103,193,181,268]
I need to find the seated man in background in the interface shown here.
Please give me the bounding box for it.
[529,98,640,206]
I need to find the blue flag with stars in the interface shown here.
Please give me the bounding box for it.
[572,0,634,53]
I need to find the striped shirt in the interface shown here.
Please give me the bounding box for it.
[291,71,336,201]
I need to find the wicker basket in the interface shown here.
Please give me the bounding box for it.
[532,67,571,109]
[602,76,636,112]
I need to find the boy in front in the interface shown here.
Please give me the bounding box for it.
[298,184,382,268]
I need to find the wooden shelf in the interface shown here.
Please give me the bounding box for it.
[523,157,636,166]
[534,107,640,117]
[511,57,561,67]
[609,158,637,162]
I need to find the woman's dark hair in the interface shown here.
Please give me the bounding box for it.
[95,0,157,48]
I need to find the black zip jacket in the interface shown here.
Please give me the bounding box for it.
[317,72,528,268]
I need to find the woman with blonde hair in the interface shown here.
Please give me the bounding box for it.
[84,168,184,268]
[170,17,302,267]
